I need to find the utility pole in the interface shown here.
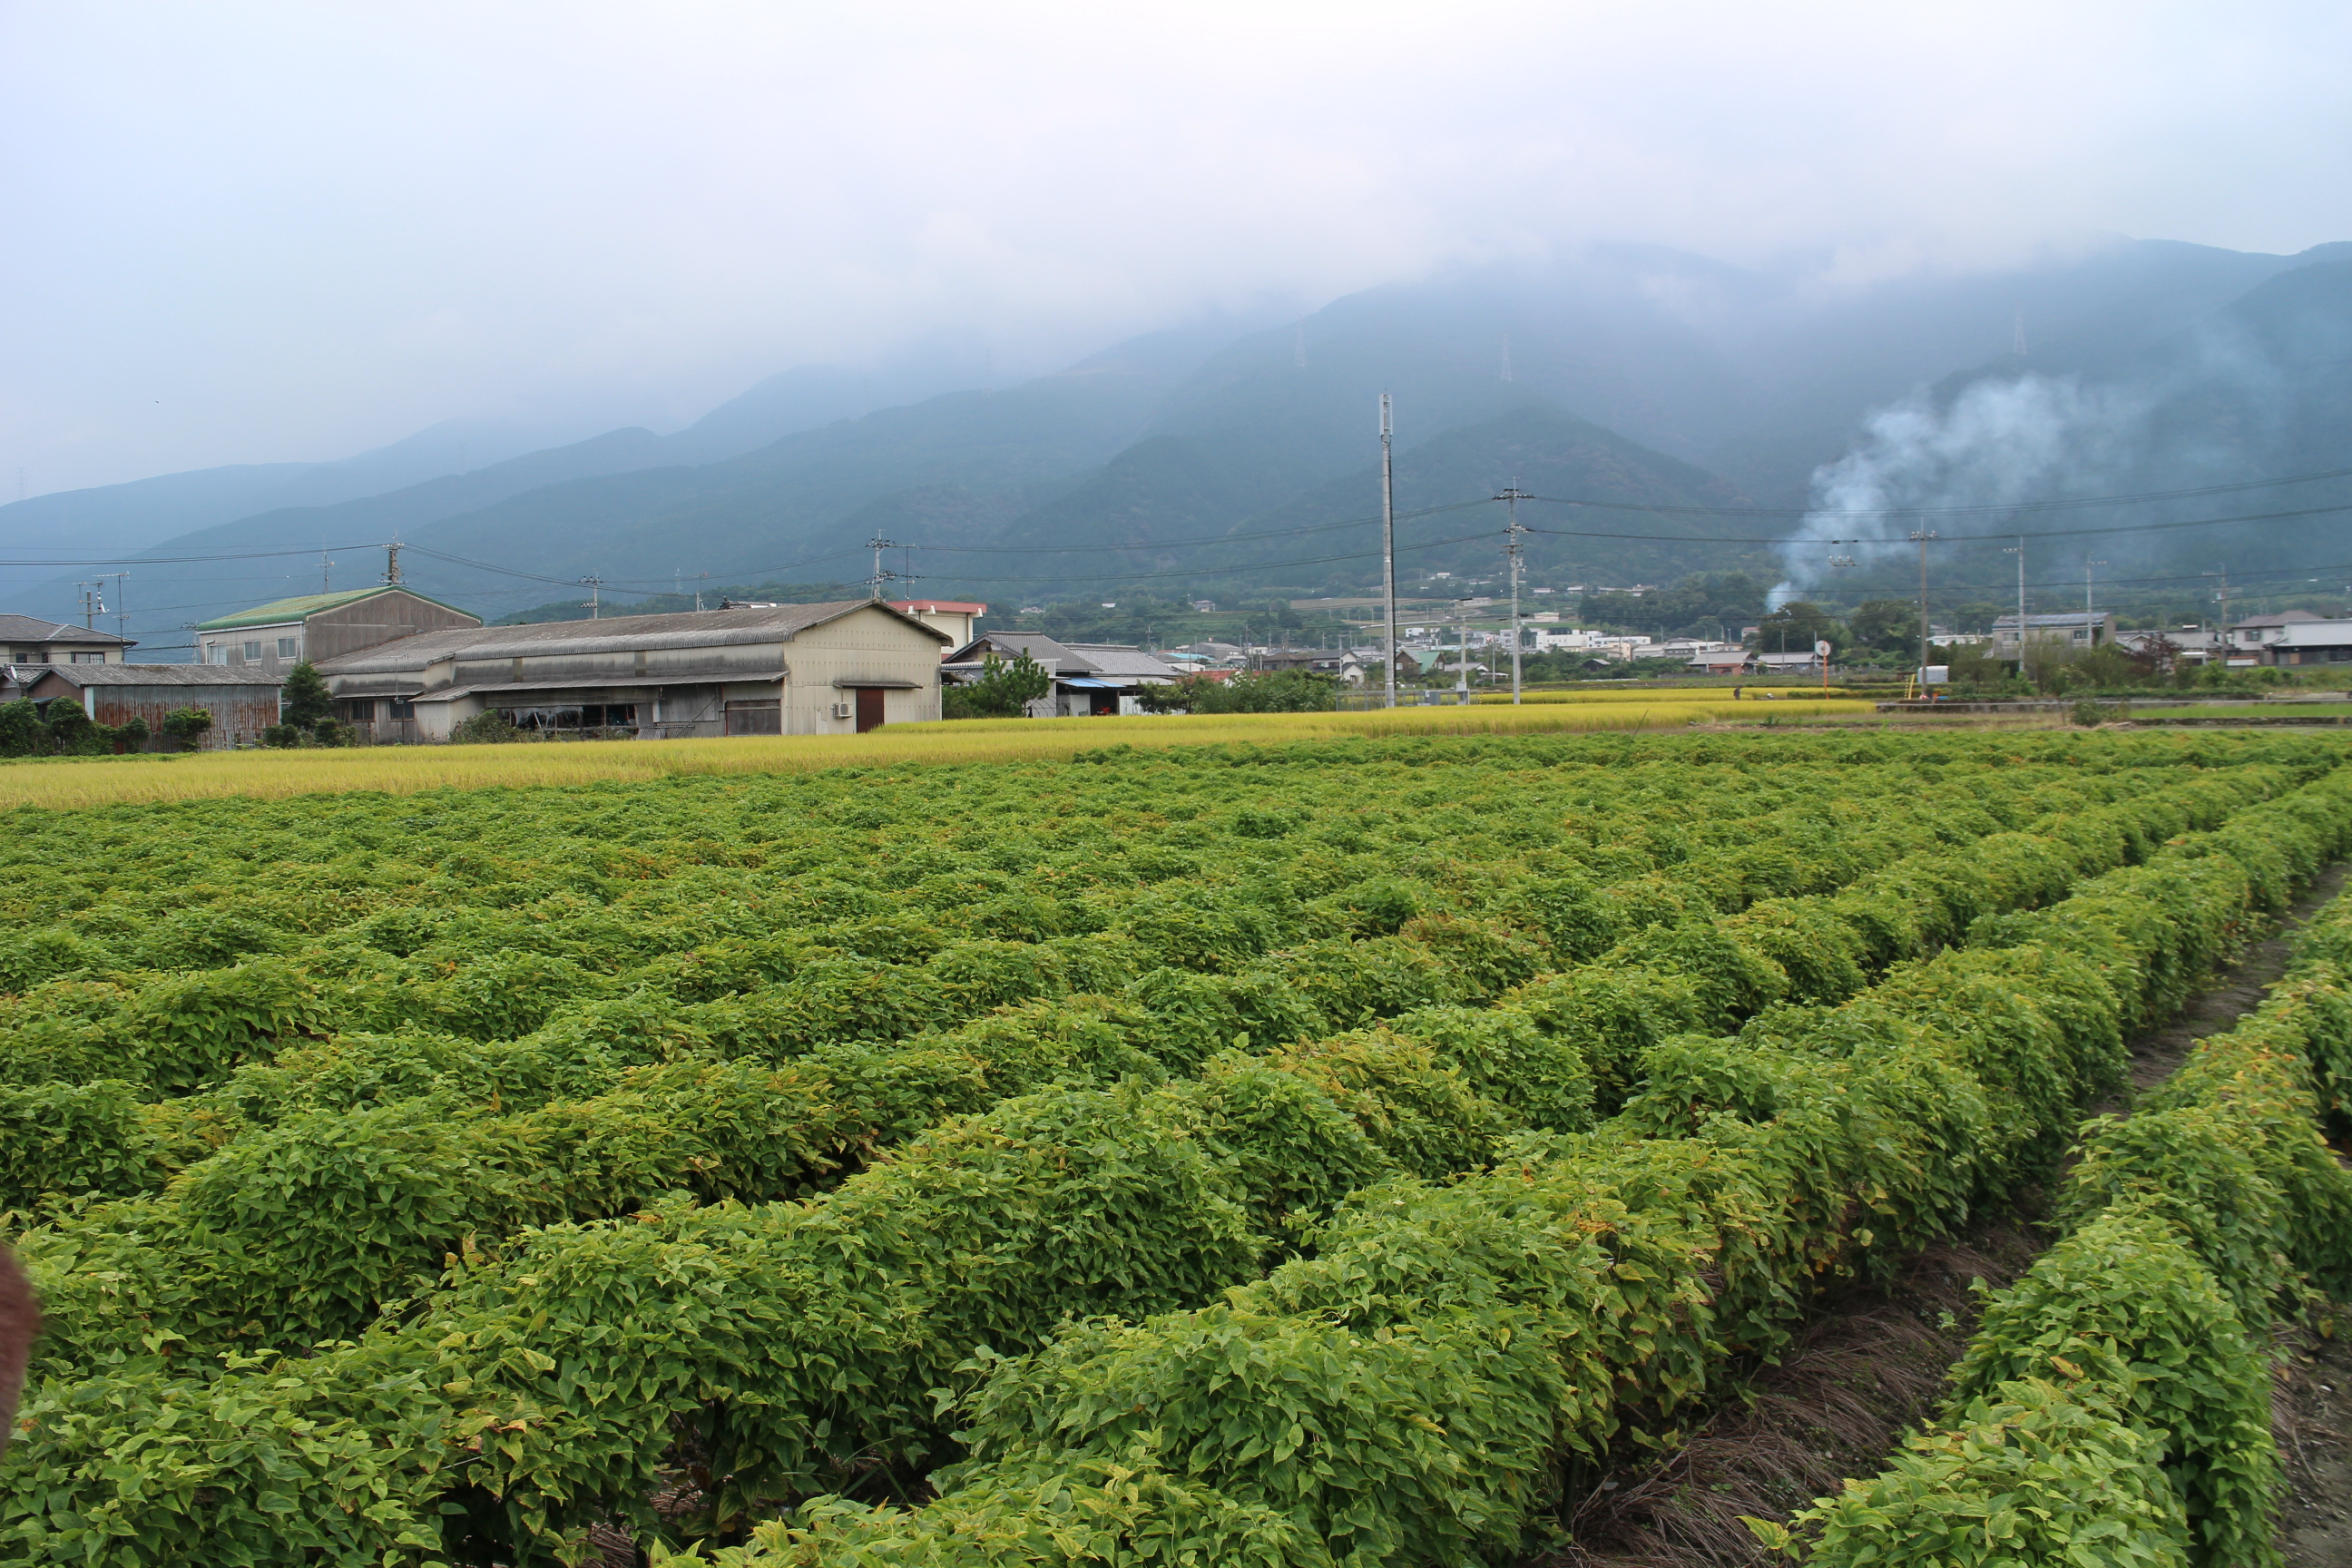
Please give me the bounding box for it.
[867,535,899,601]
[695,572,709,612]
[2207,568,2231,658]
[321,547,335,593]
[1498,484,1529,703]
[1455,604,1471,703]
[75,582,98,630]
[1910,529,1936,683]
[581,576,603,618]
[97,572,129,640]
[2003,539,2026,672]
[384,537,404,586]
[1380,394,1398,709]
[2083,560,2107,644]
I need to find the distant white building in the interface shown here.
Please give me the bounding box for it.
[1991,612,2116,657]
[2242,619,2352,669]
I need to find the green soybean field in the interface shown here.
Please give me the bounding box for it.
[5,728,2352,1567]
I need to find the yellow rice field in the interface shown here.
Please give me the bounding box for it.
[0,698,1872,809]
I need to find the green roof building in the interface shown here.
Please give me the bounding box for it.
[193,585,481,676]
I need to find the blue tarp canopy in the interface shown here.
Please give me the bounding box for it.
[1059,677,1125,689]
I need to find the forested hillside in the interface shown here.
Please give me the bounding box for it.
[28,239,2352,645]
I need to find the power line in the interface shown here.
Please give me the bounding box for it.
[1520,495,2352,547]
[1520,463,2352,520]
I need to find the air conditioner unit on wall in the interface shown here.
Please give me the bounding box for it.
[830,701,852,720]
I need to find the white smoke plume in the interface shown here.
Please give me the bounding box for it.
[1770,374,2147,606]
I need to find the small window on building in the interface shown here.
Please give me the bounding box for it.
[277,637,299,658]
[69,651,104,663]
[389,698,416,719]
[206,645,229,665]
[241,640,263,661]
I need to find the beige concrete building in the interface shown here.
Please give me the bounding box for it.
[316,600,950,740]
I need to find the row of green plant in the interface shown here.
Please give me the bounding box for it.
[0,746,2200,1117]
[0,743,2305,1108]
[5,735,2144,991]
[1,749,2328,1563]
[4,760,2277,1377]
[1785,862,2352,1565]
[0,699,212,758]
[636,765,2352,1568]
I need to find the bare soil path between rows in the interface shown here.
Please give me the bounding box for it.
[1540,861,2352,1568]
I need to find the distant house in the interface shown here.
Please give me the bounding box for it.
[1990,612,2117,657]
[2114,627,2220,666]
[22,664,280,749]
[1171,641,1246,666]
[0,614,136,667]
[2225,612,2328,664]
[942,632,1181,716]
[2245,619,2352,668]
[315,600,951,740]
[194,587,482,677]
[1687,648,1755,675]
[887,600,986,649]
[1338,647,1418,686]
[1252,649,1346,673]
[1749,651,1829,676]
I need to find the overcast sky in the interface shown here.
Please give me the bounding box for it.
[5,0,2348,496]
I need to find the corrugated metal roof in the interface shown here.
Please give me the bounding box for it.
[316,600,947,675]
[26,663,279,688]
[2265,621,2352,647]
[944,632,1074,669]
[194,586,478,632]
[412,670,775,703]
[0,615,133,644]
[1063,645,1183,679]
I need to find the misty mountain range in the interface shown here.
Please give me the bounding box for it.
[8,236,2349,652]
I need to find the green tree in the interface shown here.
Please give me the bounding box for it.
[943,652,1054,720]
[1848,599,1921,654]
[1139,669,1339,714]
[1750,602,1847,656]
[159,707,214,750]
[279,662,334,731]
[41,700,101,754]
[0,699,46,757]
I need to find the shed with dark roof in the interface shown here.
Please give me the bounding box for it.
[22,664,281,750]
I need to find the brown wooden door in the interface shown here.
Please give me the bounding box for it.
[854,687,885,733]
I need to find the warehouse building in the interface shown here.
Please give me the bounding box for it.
[315,600,951,740]
[193,586,482,676]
